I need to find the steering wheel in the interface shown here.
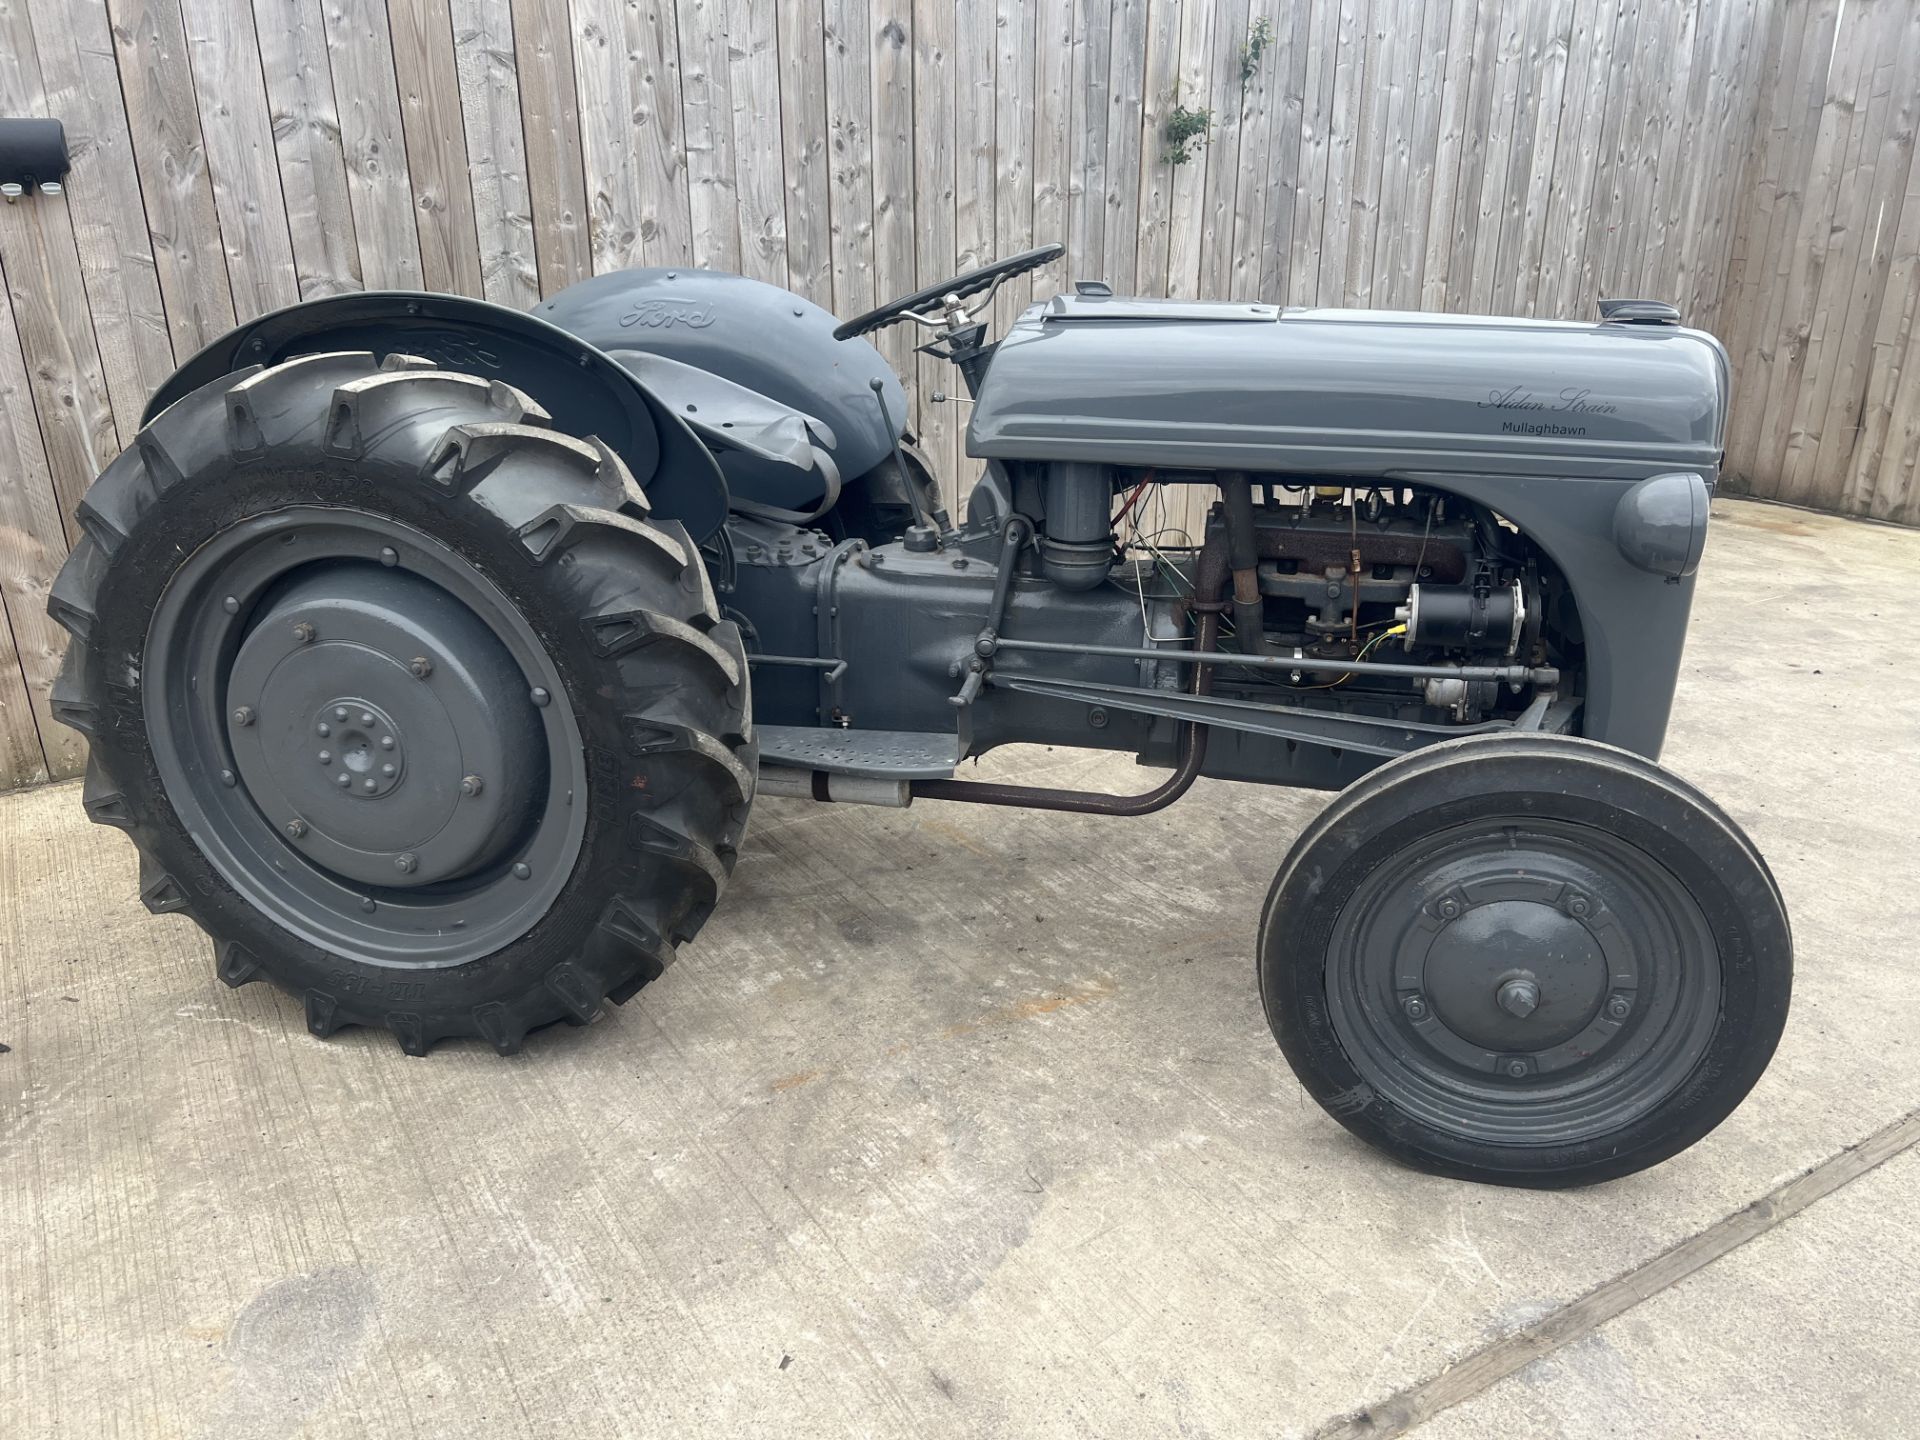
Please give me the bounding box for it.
[831,243,1065,342]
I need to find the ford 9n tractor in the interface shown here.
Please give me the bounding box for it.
[49,244,1791,1187]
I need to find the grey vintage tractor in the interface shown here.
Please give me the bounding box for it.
[49,244,1791,1187]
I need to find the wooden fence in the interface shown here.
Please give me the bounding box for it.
[0,0,1914,789]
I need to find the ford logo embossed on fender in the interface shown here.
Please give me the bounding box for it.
[619,297,717,330]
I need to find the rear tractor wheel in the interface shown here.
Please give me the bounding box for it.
[1259,735,1791,1187]
[48,351,755,1055]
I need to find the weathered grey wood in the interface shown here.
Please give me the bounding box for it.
[1224,0,1280,302]
[993,0,1037,323]
[824,0,876,315]
[1068,0,1112,275]
[107,0,240,349]
[510,0,591,295]
[778,0,835,304]
[252,0,364,299]
[1193,0,1249,302]
[450,0,541,306]
[870,0,915,375]
[324,0,428,289]
[1128,0,1177,296]
[911,0,959,497]
[177,0,302,322]
[1366,0,1429,310]
[28,0,177,431]
[679,0,742,273]
[1165,0,1214,299]
[388,0,486,296]
[1100,0,1148,293]
[0,244,74,784]
[1313,0,1363,305]
[730,0,790,285]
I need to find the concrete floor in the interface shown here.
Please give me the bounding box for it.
[1,497,1916,1439]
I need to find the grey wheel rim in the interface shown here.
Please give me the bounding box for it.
[145,507,587,967]
[1325,818,1722,1146]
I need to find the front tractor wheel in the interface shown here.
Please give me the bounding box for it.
[1260,735,1791,1187]
[48,352,755,1055]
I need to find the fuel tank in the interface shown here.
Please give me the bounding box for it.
[967,295,1730,482]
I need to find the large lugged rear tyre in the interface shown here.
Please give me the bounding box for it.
[1259,734,1791,1188]
[48,352,755,1055]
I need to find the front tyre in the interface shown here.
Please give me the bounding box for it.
[48,352,755,1055]
[1259,735,1791,1187]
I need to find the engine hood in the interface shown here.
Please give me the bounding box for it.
[967,297,1730,482]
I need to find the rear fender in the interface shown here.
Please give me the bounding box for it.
[145,291,731,541]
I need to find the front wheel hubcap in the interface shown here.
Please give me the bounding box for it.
[1327,820,1722,1146]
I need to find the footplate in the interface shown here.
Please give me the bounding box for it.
[757,725,962,779]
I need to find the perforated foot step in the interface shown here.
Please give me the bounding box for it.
[757,725,961,779]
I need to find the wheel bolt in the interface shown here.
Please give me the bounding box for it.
[219,769,236,788]
[530,687,551,708]
[1504,1059,1531,1079]
[1567,893,1591,917]
[1497,977,1540,1019]
[1402,995,1429,1022]
[380,736,395,750]
[380,546,399,567]
[360,711,375,727]
[286,819,308,839]
[316,722,331,737]
[336,773,350,787]
[231,705,254,727]
[395,853,417,874]
[410,656,434,679]
[1437,898,1461,920]
[292,622,316,644]
[460,774,484,797]
[381,763,396,777]
[334,707,348,722]
[362,778,377,792]
[512,862,531,880]
[1607,994,1633,1020]
[222,595,240,614]
[317,750,331,764]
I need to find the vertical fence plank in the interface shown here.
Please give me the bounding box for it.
[1068,0,1110,273]
[178,0,302,321]
[0,7,121,530]
[325,0,428,288]
[1312,0,1362,304]
[0,253,74,784]
[1165,0,1213,298]
[994,0,1036,320]
[731,0,790,284]
[871,0,916,380]
[451,0,541,306]
[1130,0,1178,296]
[253,0,365,298]
[678,0,742,273]
[911,0,959,495]
[28,0,177,430]
[779,0,835,303]
[1101,0,1148,290]
[572,0,642,272]
[510,0,591,295]
[388,0,486,295]
[109,0,240,348]
[825,0,877,313]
